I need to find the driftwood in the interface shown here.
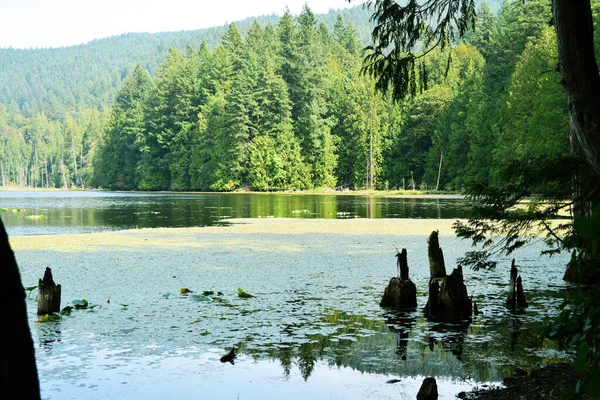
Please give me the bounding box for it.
[0,217,41,399]
[38,267,61,316]
[506,259,528,310]
[427,231,447,278]
[381,248,417,309]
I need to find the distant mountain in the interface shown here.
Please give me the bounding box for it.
[0,6,373,119]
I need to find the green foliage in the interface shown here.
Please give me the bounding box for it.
[24,285,37,298]
[237,288,255,298]
[0,1,580,199]
[547,206,600,396]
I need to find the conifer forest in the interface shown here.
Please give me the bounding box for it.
[1,1,586,193]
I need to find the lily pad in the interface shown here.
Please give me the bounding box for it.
[72,299,89,310]
[190,294,211,302]
[238,288,254,299]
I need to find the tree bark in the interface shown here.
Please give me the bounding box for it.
[0,217,41,399]
[37,267,61,316]
[427,231,447,278]
[553,0,600,180]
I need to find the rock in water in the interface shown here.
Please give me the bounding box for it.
[416,377,438,400]
[220,347,236,364]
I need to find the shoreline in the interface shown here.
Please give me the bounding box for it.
[0,187,465,199]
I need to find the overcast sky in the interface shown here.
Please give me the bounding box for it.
[0,0,354,49]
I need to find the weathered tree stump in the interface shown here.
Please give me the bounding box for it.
[0,217,41,399]
[506,259,528,310]
[424,232,472,321]
[416,377,438,400]
[37,267,61,316]
[381,248,417,309]
[428,231,447,278]
[424,266,472,321]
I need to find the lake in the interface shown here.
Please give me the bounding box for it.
[3,191,572,399]
[0,191,471,236]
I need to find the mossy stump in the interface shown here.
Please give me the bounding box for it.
[37,267,61,316]
[424,265,472,321]
[380,248,417,309]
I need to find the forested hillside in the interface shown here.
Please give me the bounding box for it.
[0,1,585,192]
[0,6,372,118]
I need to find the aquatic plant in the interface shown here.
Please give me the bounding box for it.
[24,285,37,298]
[237,288,254,298]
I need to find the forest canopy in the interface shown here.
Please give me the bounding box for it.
[0,1,580,193]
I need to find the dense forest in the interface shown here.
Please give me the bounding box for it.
[0,1,592,192]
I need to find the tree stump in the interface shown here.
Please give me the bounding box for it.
[506,259,528,310]
[416,377,438,400]
[424,266,472,321]
[428,231,447,278]
[37,267,61,316]
[381,248,417,309]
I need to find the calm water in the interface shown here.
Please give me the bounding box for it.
[6,191,572,399]
[0,191,470,235]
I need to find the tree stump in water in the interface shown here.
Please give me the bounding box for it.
[380,248,417,309]
[506,259,528,310]
[424,265,472,321]
[416,377,438,400]
[428,231,447,278]
[37,267,61,316]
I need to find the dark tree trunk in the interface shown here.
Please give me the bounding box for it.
[0,218,41,399]
[37,267,61,316]
[553,0,600,180]
[427,231,447,278]
[506,259,528,310]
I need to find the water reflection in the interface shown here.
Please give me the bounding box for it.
[427,321,470,361]
[385,311,417,361]
[36,321,62,352]
[0,191,470,235]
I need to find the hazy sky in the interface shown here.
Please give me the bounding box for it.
[0,0,354,49]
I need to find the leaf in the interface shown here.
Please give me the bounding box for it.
[238,288,254,298]
[202,291,215,296]
[190,294,211,302]
[180,288,192,295]
[60,306,73,315]
[72,299,89,309]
